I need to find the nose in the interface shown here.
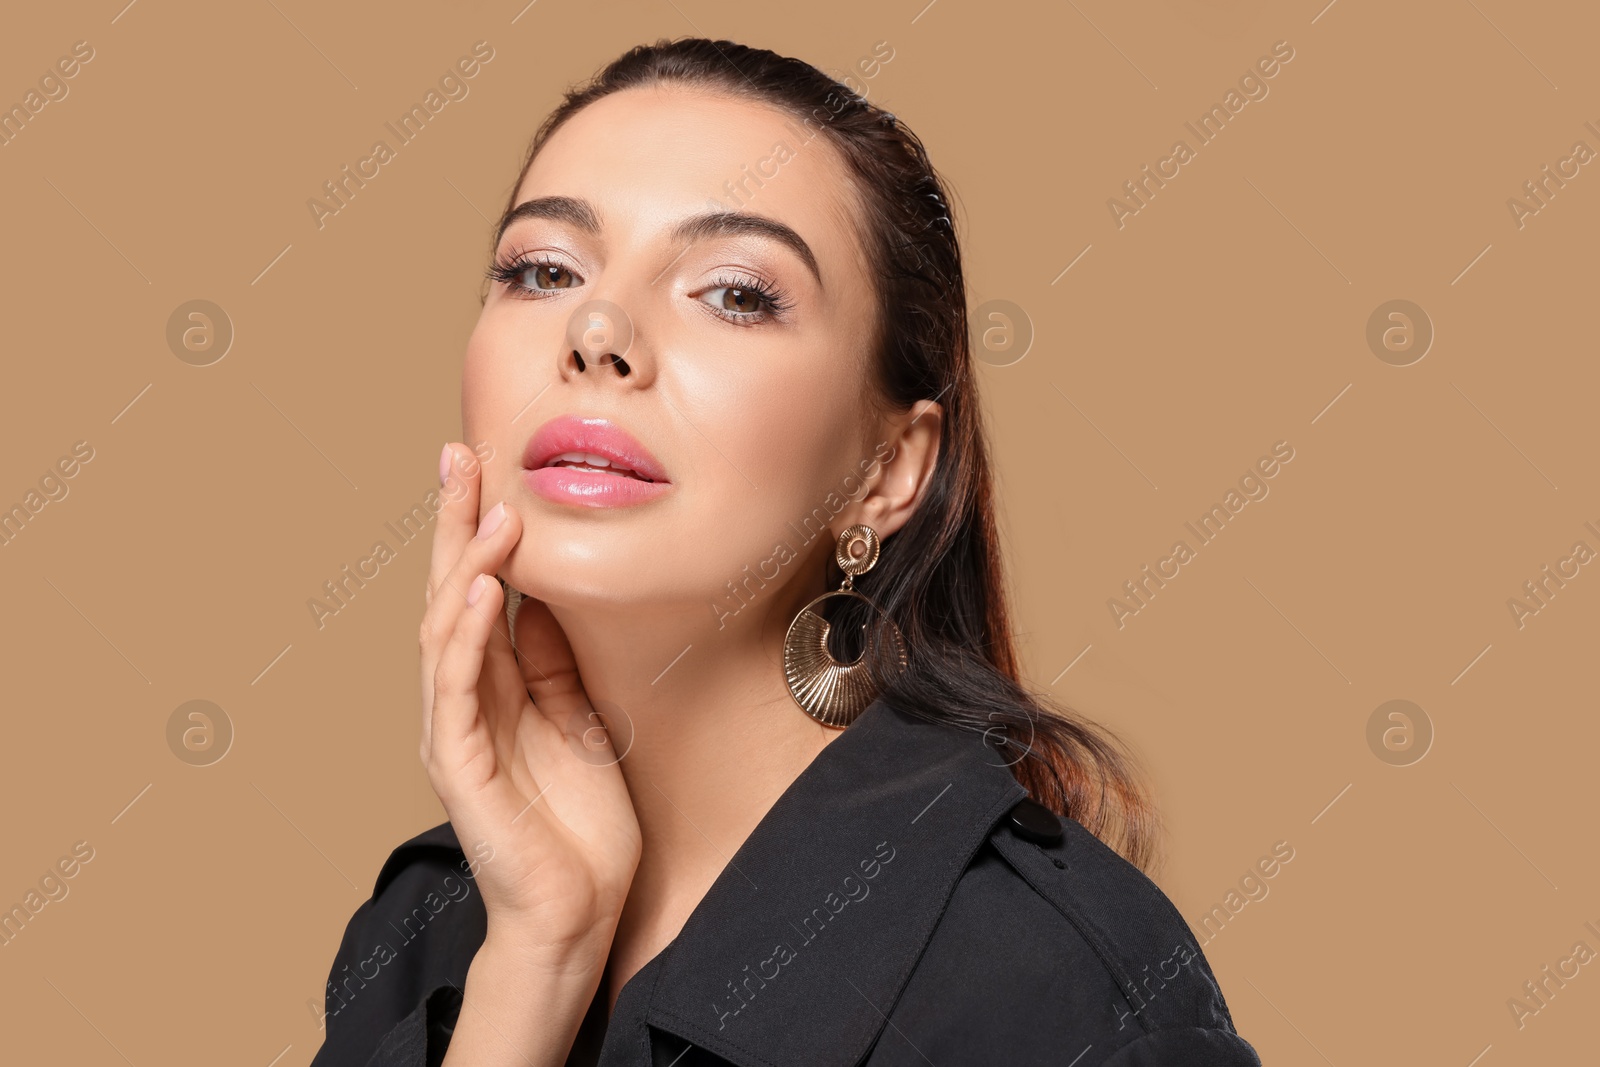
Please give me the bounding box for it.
[559,299,654,387]
[571,349,629,375]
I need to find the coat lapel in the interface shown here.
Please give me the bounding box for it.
[636,696,1028,1067]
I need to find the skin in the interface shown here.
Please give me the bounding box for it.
[421,82,943,1066]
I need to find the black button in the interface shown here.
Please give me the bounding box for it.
[1007,797,1063,845]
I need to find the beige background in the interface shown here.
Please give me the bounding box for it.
[2,0,1596,1063]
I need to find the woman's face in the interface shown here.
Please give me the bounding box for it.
[463,83,887,617]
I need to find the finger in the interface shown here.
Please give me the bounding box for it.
[428,569,504,788]
[511,593,595,741]
[420,495,519,760]
[420,443,479,757]
[426,443,484,609]
[481,579,537,755]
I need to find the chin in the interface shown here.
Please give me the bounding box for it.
[501,541,646,610]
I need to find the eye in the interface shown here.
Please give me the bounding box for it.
[709,286,766,315]
[526,261,579,291]
[485,253,584,299]
[698,272,794,326]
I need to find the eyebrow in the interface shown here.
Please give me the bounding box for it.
[494,195,823,288]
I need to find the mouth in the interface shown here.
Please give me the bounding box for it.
[540,450,656,482]
[521,414,671,507]
[522,414,669,482]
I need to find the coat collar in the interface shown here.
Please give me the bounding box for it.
[634,695,1029,1067]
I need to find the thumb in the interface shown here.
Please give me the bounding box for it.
[509,588,591,731]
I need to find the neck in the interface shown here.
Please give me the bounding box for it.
[539,550,846,1005]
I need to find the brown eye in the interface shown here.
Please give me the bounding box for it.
[485,254,585,299]
[529,262,577,290]
[718,287,765,313]
[696,273,792,325]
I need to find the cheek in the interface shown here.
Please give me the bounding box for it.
[461,317,516,427]
[677,353,867,551]
[461,315,545,502]
[684,346,861,486]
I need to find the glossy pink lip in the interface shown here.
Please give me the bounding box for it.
[520,414,671,508]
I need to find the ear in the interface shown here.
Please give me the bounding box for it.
[837,399,942,542]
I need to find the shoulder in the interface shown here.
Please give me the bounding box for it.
[883,798,1261,1066]
[308,822,488,1067]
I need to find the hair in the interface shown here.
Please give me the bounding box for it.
[484,37,1161,873]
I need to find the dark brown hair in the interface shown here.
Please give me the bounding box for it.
[485,37,1161,873]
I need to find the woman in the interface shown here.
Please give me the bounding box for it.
[309,37,1261,1067]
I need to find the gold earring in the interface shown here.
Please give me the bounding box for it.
[782,523,908,728]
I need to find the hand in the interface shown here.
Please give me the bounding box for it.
[419,443,642,967]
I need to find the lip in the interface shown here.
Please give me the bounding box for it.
[520,414,672,508]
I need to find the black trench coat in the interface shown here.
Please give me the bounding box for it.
[308,698,1262,1066]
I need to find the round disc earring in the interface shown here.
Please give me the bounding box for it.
[782,523,908,728]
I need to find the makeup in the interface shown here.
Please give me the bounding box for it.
[521,414,671,508]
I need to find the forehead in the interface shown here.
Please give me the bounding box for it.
[514,83,869,276]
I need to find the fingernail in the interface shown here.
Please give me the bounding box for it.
[475,501,506,540]
[439,443,453,486]
[466,574,487,606]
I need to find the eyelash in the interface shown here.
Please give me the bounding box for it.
[484,251,795,325]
